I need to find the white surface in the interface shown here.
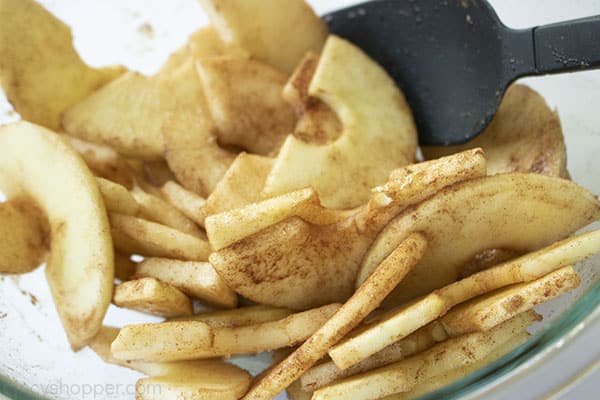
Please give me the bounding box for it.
[0,0,599,399]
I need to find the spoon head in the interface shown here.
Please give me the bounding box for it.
[325,0,510,145]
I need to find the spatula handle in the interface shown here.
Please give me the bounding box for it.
[533,16,600,74]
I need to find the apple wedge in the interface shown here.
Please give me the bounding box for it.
[65,136,136,189]
[209,149,486,309]
[0,0,124,131]
[131,187,203,238]
[90,327,252,400]
[359,173,600,304]
[163,111,236,197]
[263,35,418,209]
[383,331,531,400]
[201,153,274,221]
[109,213,210,261]
[283,52,342,145]
[113,277,193,318]
[111,303,341,362]
[423,84,567,177]
[63,60,205,160]
[0,198,49,274]
[198,0,327,73]
[157,26,228,76]
[96,178,139,216]
[197,57,295,155]
[171,305,292,327]
[134,258,238,308]
[314,312,538,400]
[0,121,114,349]
[440,266,579,336]
[159,181,207,226]
[330,230,600,369]
[242,233,427,400]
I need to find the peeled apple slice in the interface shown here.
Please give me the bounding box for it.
[0,121,114,350]
[263,35,418,209]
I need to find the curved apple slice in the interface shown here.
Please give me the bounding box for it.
[198,0,327,73]
[209,150,486,309]
[423,84,567,177]
[359,173,600,305]
[0,121,114,349]
[263,36,418,209]
[0,0,124,131]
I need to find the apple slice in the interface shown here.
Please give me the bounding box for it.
[0,121,114,349]
[423,84,567,177]
[63,60,205,160]
[209,149,486,309]
[198,0,327,73]
[0,0,124,130]
[89,326,252,400]
[196,57,295,155]
[263,35,418,209]
[359,173,600,304]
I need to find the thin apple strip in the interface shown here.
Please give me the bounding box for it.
[300,322,448,392]
[113,277,193,318]
[109,213,211,261]
[329,230,600,369]
[134,258,237,308]
[90,327,251,400]
[111,303,341,362]
[242,233,427,400]
[96,177,139,216]
[170,305,292,328]
[314,312,538,400]
[441,265,579,336]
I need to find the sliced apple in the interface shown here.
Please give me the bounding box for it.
[113,277,193,318]
[242,233,427,400]
[65,136,136,189]
[171,305,292,327]
[0,0,124,130]
[111,303,341,362]
[159,181,207,226]
[198,0,327,73]
[157,26,227,76]
[89,326,252,400]
[423,84,567,177]
[109,213,210,261]
[96,177,139,216]
[197,57,295,155]
[440,266,579,336]
[383,331,531,400]
[330,230,600,369]
[283,52,342,145]
[163,111,236,197]
[63,60,205,160]
[0,198,49,274]
[134,258,238,308]
[0,121,113,349]
[201,153,274,221]
[301,322,448,392]
[314,312,538,400]
[131,187,203,238]
[359,173,600,304]
[263,35,418,209]
[209,149,486,309]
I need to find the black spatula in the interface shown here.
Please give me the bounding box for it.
[325,0,600,145]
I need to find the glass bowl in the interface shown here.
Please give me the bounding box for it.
[0,0,598,399]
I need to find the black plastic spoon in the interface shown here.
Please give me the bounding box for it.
[325,0,600,145]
